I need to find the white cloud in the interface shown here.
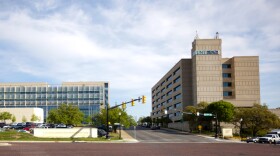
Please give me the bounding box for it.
[0,0,279,116]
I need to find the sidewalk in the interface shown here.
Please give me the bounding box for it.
[118,130,138,143]
[0,143,11,146]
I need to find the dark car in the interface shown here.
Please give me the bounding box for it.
[0,122,7,128]
[246,137,259,143]
[13,123,24,129]
[98,129,107,137]
[151,125,160,130]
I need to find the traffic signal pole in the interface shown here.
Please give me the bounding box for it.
[105,96,146,139]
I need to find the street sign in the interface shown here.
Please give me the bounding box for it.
[204,113,213,116]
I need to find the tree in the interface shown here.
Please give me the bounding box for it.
[22,116,27,122]
[31,114,40,122]
[206,100,235,123]
[0,112,12,123]
[12,115,16,123]
[233,104,280,136]
[93,107,136,129]
[184,102,209,131]
[47,104,84,126]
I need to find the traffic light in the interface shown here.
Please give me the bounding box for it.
[142,95,146,104]
[122,102,126,109]
[131,99,135,106]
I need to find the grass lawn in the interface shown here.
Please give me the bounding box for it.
[0,129,120,141]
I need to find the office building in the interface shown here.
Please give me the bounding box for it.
[0,82,109,121]
[151,33,260,121]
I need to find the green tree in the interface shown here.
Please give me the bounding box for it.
[184,102,209,131]
[22,116,27,122]
[47,104,84,125]
[93,107,136,128]
[233,104,280,136]
[206,100,235,123]
[12,115,16,123]
[0,112,12,123]
[31,114,40,122]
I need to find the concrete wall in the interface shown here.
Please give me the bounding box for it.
[168,121,190,132]
[0,108,44,123]
[33,127,98,138]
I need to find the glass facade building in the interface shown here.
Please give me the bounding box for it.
[0,82,109,121]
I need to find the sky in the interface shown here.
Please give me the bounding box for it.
[0,0,279,119]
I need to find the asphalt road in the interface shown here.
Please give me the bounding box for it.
[1,142,280,156]
[124,126,219,143]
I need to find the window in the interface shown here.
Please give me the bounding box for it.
[166,75,172,81]
[174,85,181,92]
[173,67,181,75]
[167,90,172,96]
[223,91,233,96]
[174,94,181,100]
[167,106,173,110]
[161,95,166,99]
[161,81,165,86]
[174,102,182,108]
[174,112,181,116]
[174,76,181,83]
[223,73,231,78]
[167,83,172,88]
[223,82,232,87]
[222,64,231,69]
[161,88,166,93]
[167,98,172,103]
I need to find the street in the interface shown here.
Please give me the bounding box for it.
[0,127,280,156]
[1,142,280,156]
[124,126,219,143]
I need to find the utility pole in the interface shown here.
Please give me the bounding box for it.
[105,96,146,139]
[215,113,218,139]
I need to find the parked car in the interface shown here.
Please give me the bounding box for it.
[0,122,7,128]
[12,123,25,129]
[17,129,29,133]
[258,134,280,144]
[151,125,160,130]
[98,129,107,137]
[246,137,259,143]
[268,129,280,137]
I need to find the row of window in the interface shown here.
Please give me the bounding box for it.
[0,87,104,92]
[152,94,181,110]
[152,67,181,94]
[153,84,181,102]
[0,98,101,101]
[0,91,101,94]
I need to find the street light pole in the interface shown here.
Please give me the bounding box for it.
[106,105,109,139]
[119,112,121,139]
[240,118,243,141]
[215,113,218,139]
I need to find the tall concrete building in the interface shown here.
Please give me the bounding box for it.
[0,82,109,121]
[151,33,260,121]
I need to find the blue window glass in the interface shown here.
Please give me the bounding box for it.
[223,73,231,78]
[174,76,181,83]
[167,83,172,88]
[173,67,181,75]
[222,64,231,69]
[166,75,172,81]
[174,94,181,100]
[174,85,181,92]
[167,98,172,103]
[174,102,181,108]
[167,90,172,96]
[223,82,232,87]
[223,91,233,96]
